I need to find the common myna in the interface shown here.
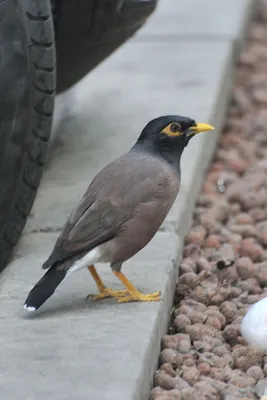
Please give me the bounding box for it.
[24,115,214,311]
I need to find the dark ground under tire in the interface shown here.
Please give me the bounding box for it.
[0,0,56,272]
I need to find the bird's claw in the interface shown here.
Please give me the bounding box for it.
[87,288,128,301]
[116,291,161,303]
[87,288,160,303]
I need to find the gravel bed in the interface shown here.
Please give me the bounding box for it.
[150,1,267,399]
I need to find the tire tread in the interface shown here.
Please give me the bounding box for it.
[0,0,56,270]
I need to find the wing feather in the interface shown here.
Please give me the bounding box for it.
[42,152,179,269]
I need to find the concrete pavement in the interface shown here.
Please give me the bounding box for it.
[0,1,253,399]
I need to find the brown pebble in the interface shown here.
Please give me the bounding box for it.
[196,257,212,272]
[181,365,200,385]
[202,181,217,195]
[199,212,217,230]
[262,250,267,261]
[232,88,251,113]
[182,356,196,367]
[231,287,243,297]
[180,258,196,274]
[193,340,213,353]
[257,221,267,246]
[198,362,211,375]
[160,363,177,378]
[183,244,202,259]
[200,376,228,393]
[228,376,256,388]
[177,272,198,297]
[249,208,267,222]
[173,375,191,391]
[178,272,198,288]
[249,24,267,41]
[247,365,264,382]
[174,305,206,324]
[240,238,264,262]
[155,391,182,400]
[161,334,191,354]
[220,302,238,324]
[235,257,256,279]
[206,309,226,328]
[213,345,231,357]
[180,388,197,400]
[197,194,215,207]
[217,366,235,383]
[226,183,248,203]
[217,266,238,285]
[232,345,247,361]
[205,235,221,249]
[218,149,248,174]
[180,298,207,313]
[185,324,217,341]
[238,50,255,67]
[229,202,241,214]
[253,89,267,105]
[193,381,220,399]
[160,349,182,369]
[149,386,165,400]
[176,341,191,356]
[223,325,240,345]
[238,278,262,294]
[187,308,207,324]
[202,335,223,348]
[185,226,206,246]
[162,335,180,350]
[154,371,176,390]
[213,201,230,222]
[209,286,233,306]
[205,316,222,330]
[247,293,267,304]
[173,314,191,333]
[256,261,267,286]
[176,334,191,354]
[197,352,221,367]
[241,190,267,211]
[235,213,253,224]
[235,345,263,372]
[263,363,267,376]
[228,224,257,238]
[189,285,209,305]
[209,366,223,380]
[220,243,236,261]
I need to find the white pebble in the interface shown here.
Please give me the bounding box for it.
[241,297,267,350]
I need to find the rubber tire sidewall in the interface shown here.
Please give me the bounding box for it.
[0,0,56,272]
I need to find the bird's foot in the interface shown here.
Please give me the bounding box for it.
[116,291,161,303]
[87,288,128,301]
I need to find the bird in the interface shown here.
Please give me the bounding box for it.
[24,115,214,312]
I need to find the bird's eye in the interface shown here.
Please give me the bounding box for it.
[170,123,181,133]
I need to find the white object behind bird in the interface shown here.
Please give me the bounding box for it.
[241,297,267,350]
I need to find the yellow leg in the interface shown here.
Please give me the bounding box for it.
[112,271,160,303]
[87,265,128,300]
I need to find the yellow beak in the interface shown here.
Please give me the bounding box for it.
[191,122,215,134]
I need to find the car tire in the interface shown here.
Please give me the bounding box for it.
[0,0,56,272]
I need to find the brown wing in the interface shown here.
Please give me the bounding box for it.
[42,152,180,269]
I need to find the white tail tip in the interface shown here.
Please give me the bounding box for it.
[24,304,36,312]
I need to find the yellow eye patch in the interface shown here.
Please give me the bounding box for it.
[161,122,182,137]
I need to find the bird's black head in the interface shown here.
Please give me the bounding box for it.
[137,115,214,147]
[134,115,214,167]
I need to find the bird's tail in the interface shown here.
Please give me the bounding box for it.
[24,267,66,312]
